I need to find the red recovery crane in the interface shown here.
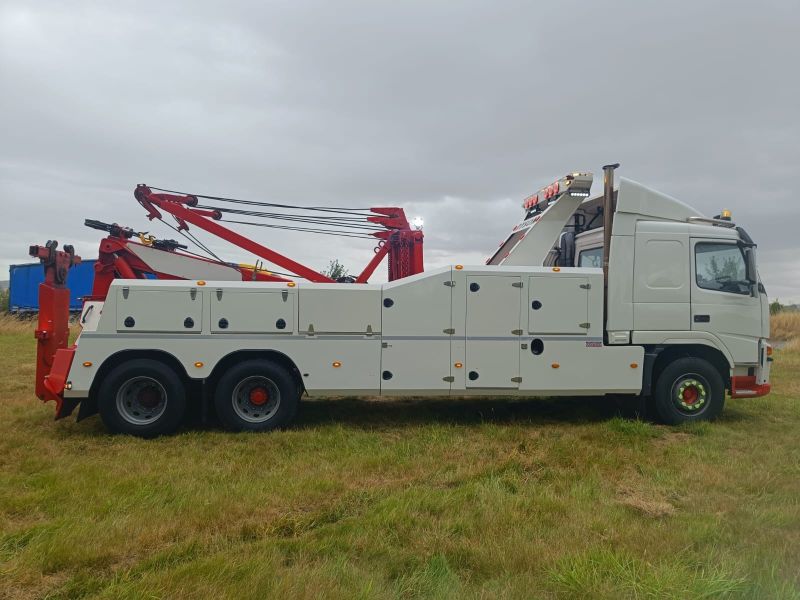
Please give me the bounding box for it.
[30,184,425,418]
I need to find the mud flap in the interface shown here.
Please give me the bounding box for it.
[76,397,99,421]
[56,397,81,420]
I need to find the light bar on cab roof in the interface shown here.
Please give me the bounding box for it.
[521,172,593,211]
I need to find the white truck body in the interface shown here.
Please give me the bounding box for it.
[63,171,773,433]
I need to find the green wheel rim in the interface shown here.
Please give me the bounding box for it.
[670,374,710,415]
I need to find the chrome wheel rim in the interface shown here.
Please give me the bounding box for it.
[116,376,168,425]
[232,376,280,423]
[670,373,710,415]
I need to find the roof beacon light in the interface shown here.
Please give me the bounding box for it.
[412,216,424,230]
[521,171,594,212]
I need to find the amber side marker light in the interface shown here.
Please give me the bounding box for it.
[551,363,560,369]
[630,362,639,369]
[287,282,297,288]
[455,265,464,270]
[552,267,561,272]
[454,362,463,368]
[194,362,204,368]
[197,280,207,286]
[766,346,773,357]
[332,361,342,368]
[82,361,93,367]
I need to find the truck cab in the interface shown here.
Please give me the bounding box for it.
[493,171,772,414]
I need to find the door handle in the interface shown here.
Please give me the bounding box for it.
[693,314,711,323]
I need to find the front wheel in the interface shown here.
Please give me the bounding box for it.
[213,359,300,432]
[653,357,725,425]
[98,359,187,438]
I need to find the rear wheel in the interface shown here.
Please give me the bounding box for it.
[98,359,187,437]
[214,359,299,432]
[653,357,725,424]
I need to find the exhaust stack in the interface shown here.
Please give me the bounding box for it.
[602,163,619,332]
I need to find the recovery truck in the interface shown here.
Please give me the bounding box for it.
[29,165,772,437]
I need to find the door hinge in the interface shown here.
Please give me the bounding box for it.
[306,324,316,336]
[366,324,374,336]
[443,328,455,335]
[282,289,289,302]
[579,322,590,329]
[579,283,591,290]
[511,329,523,335]
[444,281,455,287]
[122,286,129,299]
[443,376,455,382]
[511,376,522,383]
[216,288,223,300]
[381,342,389,348]
[190,288,197,301]
[511,281,523,288]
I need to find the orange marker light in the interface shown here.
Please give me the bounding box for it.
[455,265,464,270]
[197,280,206,286]
[194,362,204,368]
[630,363,638,369]
[454,362,463,368]
[552,267,561,272]
[287,282,297,288]
[82,361,92,367]
[551,363,560,369]
[332,361,342,368]
[766,345,773,357]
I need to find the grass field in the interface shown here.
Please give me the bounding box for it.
[1,315,799,599]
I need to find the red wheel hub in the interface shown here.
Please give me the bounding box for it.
[682,385,699,405]
[249,387,269,406]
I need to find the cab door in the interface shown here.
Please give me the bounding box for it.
[691,240,761,363]
[465,275,521,388]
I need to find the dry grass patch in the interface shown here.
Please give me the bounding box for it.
[771,311,800,342]
[0,314,35,335]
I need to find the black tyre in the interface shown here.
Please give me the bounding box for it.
[653,357,725,425]
[213,359,299,432]
[98,359,187,438]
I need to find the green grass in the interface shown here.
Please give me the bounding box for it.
[1,328,799,599]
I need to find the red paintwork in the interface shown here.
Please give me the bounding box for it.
[28,242,80,418]
[730,375,771,398]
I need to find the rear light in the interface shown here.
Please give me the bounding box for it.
[766,345,773,357]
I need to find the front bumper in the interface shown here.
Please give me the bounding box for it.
[730,376,771,398]
[730,340,772,399]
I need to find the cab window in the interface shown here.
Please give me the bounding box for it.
[695,243,750,295]
[578,247,603,268]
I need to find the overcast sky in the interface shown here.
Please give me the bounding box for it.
[1,0,798,299]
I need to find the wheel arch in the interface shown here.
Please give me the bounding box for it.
[642,344,732,396]
[89,349,189,399]
[207,349,305,395]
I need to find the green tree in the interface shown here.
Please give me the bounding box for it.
[322,259,350,281]
[0,288,8,313]
[770,298,783,315]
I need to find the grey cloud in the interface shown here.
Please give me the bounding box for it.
[1,0,798,298]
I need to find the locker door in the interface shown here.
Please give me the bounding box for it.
[528,276,589,335]
[465,275,521,388]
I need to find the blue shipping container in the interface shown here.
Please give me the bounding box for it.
[9,260,97,312]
